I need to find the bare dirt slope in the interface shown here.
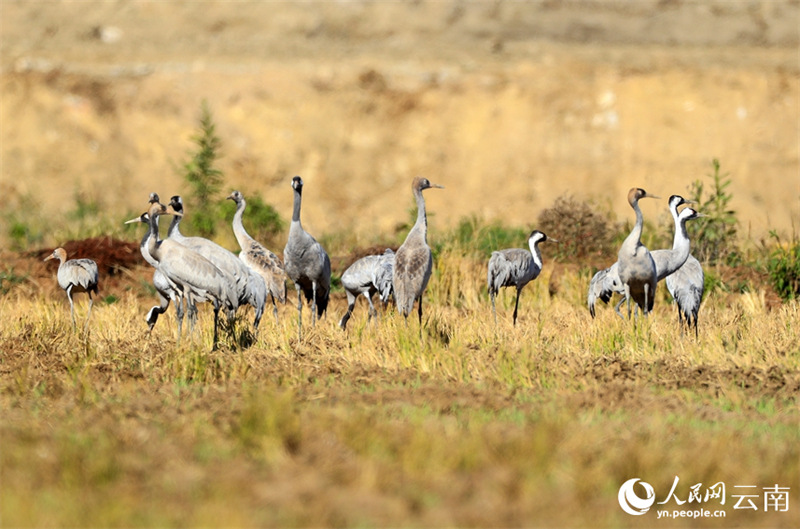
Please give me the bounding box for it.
[2,1,798,243]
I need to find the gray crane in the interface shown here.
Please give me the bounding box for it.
[392,177,443,329]
[587,262,626,318]
[166,195,267,332]
[139,201,238,349]
[617,187,659,319]
[657,196,705,337]
[44,247,99,331]
[338,248,395,330]
[283,176,331,340]
[666,253,704,338]
[125,211,187,336]
[651,195,697,281]
[488,230,552,326]
[226,190,287,324]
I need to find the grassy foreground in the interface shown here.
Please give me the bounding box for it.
[1,253,798,528]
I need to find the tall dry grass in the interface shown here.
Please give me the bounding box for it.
[1,252,798,527]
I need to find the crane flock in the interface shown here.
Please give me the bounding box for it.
[44,182,706,344]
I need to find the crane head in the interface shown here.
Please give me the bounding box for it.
[680,207,705,221]
[668,195,694,209]
[226,190,244,203]
[148,192,160,204]
[292,176,304,192]
[528,230,554,245]
[44,247,66,263]
[628,188,660,206]
[168,196,185,215]
[413,177,444,192]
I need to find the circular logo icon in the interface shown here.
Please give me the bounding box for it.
[618,478,656,516]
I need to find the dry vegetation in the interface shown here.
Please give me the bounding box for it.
[2,247,799,527]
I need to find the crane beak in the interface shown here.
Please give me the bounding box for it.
[124,215,143,225]
[43,252,54,262]
[548,237,559,243]
[431,183,445,189]
[645,193,661,200]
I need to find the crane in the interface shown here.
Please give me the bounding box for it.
[283,176,331,340]
[139,200,238,349]
[166,195,266,333]
[392,177,443,330]
[338,248,395,330]
[488,230,553,326]
[651,195,697,281]
[587,262,626,318]
[617,187,659,319]
[44,247,99,331]
[226,190,287,324]
[125,211,186,336]
[666,253,704,338]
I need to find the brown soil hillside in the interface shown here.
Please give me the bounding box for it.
[2,1,798,245]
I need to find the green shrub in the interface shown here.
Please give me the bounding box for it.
[688,159,738,265]
[767,230,800,301]
[182,100,224,238]
[445,215,527,257]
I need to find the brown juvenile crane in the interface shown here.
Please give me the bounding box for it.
[392,177,444,330]
[44,247,99,331]
[226,190,287,323]
[617,187,660,320]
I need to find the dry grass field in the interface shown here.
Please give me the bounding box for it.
[2,248,799,527]
[2,1,800,527]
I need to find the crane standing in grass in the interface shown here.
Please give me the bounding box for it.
[226,190,287,324]
[283,176,331,340]
[656,196,705,337]
[44,247,99,331]
[339,248,395,330]
[125,211,186,336]
[138,200,238,349]
[488,230,553,326]
[392,177,444,331]
[617,187,660,320]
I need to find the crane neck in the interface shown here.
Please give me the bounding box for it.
[231,198,252,246]
[291,187,303,225]
[167,212,183,240]
[669,201,689,251]
[411,186,428,240]
[146,212,162,261]
[528,238,543,270]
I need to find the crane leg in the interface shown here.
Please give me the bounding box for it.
[271,295,279,325]
[339,302,354,330]
[311,282,318,327]
[614,296,626,320]
[491,292,497,326]
[66,285,77,328]
[366,293,377,325]
[295,284,303,341]
[644,284,651,316]
[84,292,94,332]
[512,289,521,327]
[211,304,220,351]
